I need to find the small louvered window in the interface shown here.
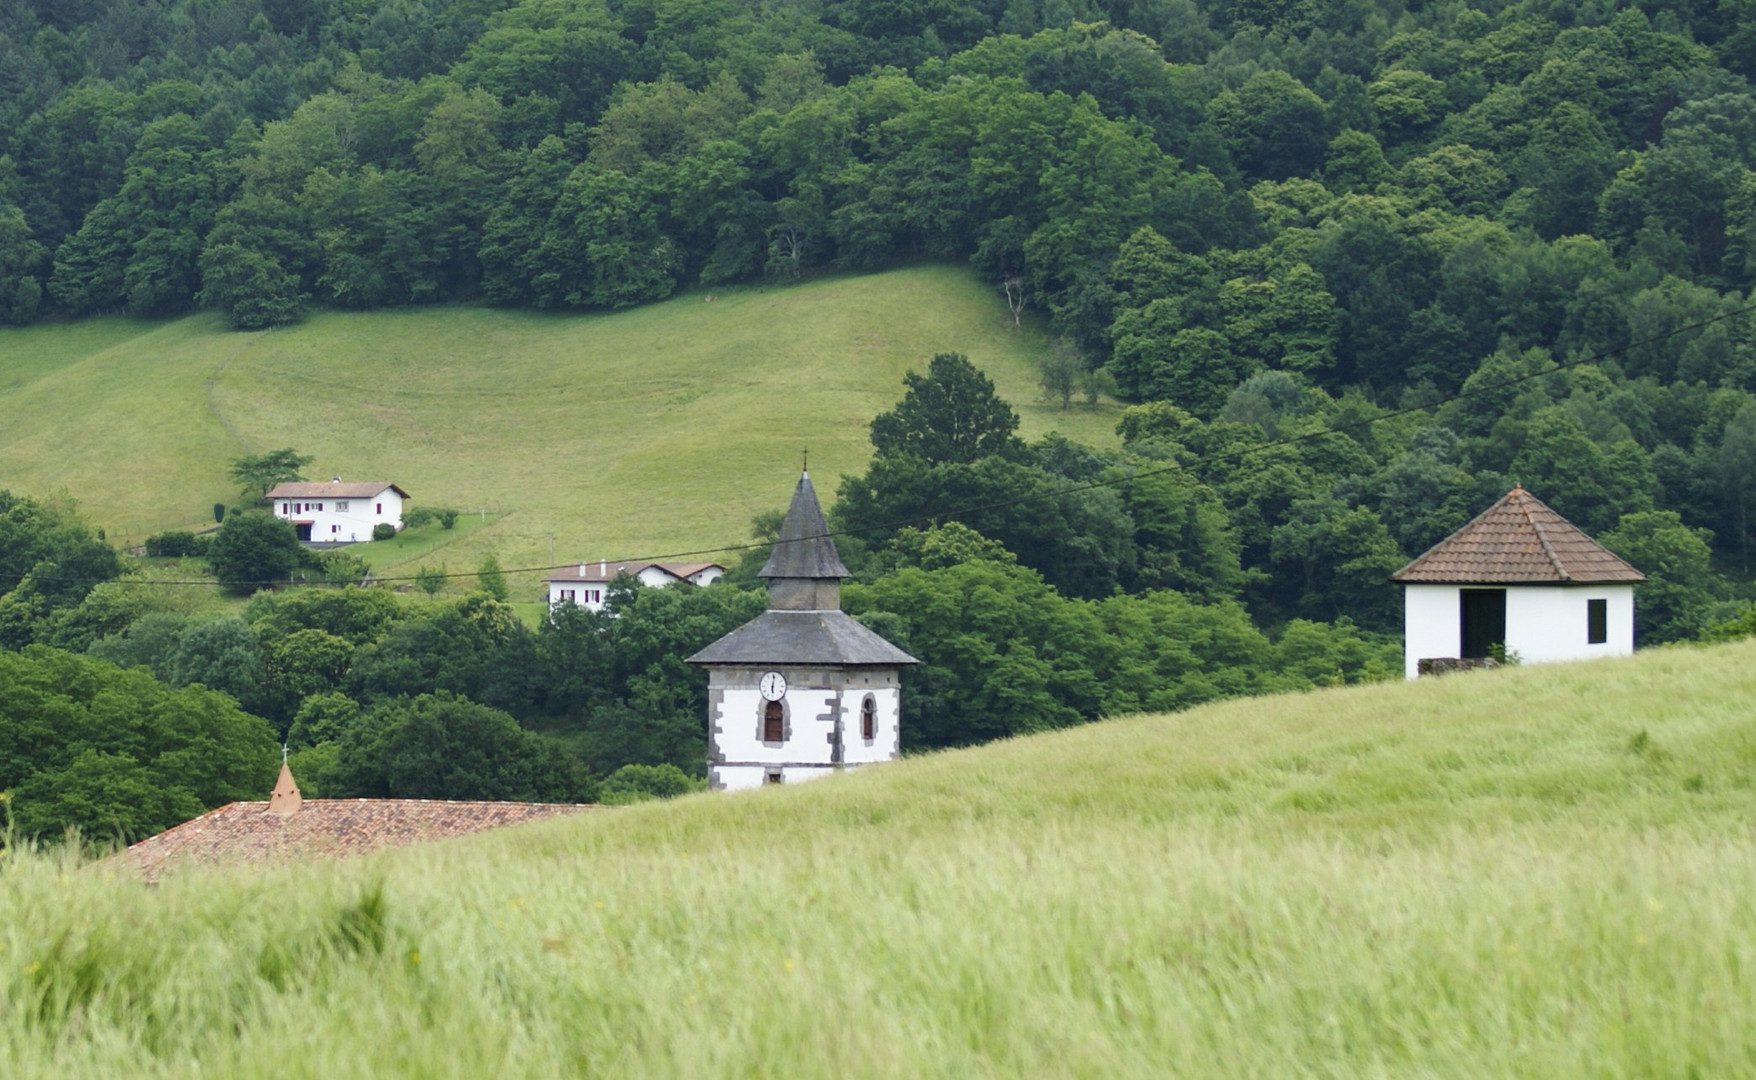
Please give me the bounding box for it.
[1587,598,1608,644]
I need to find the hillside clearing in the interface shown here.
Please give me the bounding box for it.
[8,641,1756,1077]
[0,267,1118,592]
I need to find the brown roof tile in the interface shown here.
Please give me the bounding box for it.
[1392,487,1647,585]
[266,481,410,500]
[122,798,597,882]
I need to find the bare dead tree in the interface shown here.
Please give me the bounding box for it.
[1003,277,1025,327]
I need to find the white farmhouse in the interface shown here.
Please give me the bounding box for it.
[266,480,409,543]
[543,560,725,611]
[1393,486,1646,679]
[687,471,917,791]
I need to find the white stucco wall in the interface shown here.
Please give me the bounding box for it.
[274,488,403,543]
[1403,584,1636,678]
[547,565,718,611]
[705,666,902,790]
[547,581,610,609]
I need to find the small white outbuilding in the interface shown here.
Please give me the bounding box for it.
[1392,486,1646,679]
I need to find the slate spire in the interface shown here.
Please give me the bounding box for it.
[758,470,850,581]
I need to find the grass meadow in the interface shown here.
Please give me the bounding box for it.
[6,640,1755,1077]
[0,266,1119,596]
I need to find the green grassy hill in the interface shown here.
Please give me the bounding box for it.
[0,266,1118,588]
[14,642,1756,1077]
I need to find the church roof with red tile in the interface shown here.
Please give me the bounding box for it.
[1392,487,1647,585]
[122,765,597,882]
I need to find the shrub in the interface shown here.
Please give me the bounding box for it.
[372,522,397,541]
[402,506,435,529]
[414,565,447,596]
[599,763,706,804]
[438,508,459,529]
[207,514,300,596]
[145,531,207,558]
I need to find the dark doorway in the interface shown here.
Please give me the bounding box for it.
[295,522,313,542]
[1460,589,1506,659]
[763,700,783,742]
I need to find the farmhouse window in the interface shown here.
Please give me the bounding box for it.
[1587,598,1608,644]
[860,695,876,740]
[331,525,338,534]
[764,701,784,742]
[766,770,783,784]
[376,503,383,514]
[336,500,348,512]
[561,589,576,602]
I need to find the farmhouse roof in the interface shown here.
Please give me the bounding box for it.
[122,770,596,882]
[759,471,850,581]
[542,561,724,584]
[686,609,917,666]
[1392,487,1647,585]
[266,480,410,500]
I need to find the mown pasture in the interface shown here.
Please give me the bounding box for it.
[0,265,1118,592]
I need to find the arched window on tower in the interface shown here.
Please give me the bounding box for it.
[764,700,783,742]
[860,695,876,741]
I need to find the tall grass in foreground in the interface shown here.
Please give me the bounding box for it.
[5,641,1756,1077]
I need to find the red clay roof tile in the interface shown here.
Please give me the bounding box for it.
[122,798,597,882]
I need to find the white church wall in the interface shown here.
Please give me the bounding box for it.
[838,684,901,765]
[705,667,903,790]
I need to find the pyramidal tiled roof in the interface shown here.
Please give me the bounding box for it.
[758,471,850,580]
[1392,487,1646,585]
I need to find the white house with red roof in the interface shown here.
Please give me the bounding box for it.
[544,560,725,612]
[266,479,409,543]
[1392,487,1646,679]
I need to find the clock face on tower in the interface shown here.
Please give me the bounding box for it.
[758,671,788,701]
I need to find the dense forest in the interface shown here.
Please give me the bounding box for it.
[5,0,1756,837]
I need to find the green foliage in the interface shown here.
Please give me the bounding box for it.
[1600,511,1725,645]
[144,531,206,558]
[228,448,312,500]
[332,692,591,802]
[0,490,125,649]
[0,647,276,843]
[415,565,447,596]
[206,513,301,596]
[371,522,397,542]
[475,554,508,601]
[598,763,706,804]
[870,353,1026,465]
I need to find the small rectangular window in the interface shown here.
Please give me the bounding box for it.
[376,503,383,514]
[1587,598,1608,644]
[765,771,782,785]
[336,500,348,512]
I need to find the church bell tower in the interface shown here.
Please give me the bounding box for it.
[687,471,917,790]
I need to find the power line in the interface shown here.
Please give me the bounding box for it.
[8,298,1755,591]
